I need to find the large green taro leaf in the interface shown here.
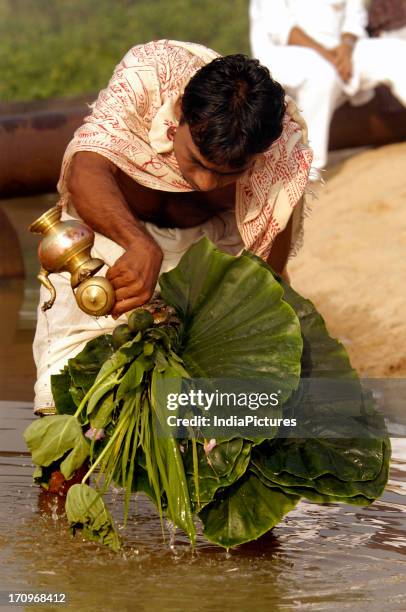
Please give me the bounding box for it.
[250,437,390,504]
[243,253,390,501]
[249,465,371,506]
[199,472,300,548]
[160,238,302,402]
[186,441,252,507]
[243,252,356,379]
[68,334,115,391]
[183,438,244,480]
[252,436,384,483]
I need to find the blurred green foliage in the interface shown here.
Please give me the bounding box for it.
[0,0,250,102]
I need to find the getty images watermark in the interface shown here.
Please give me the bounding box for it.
[163,386,297,436]
[153,377,395,439]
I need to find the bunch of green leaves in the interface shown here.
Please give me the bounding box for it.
[24,238,390,551]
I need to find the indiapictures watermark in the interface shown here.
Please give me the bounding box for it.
[165,388,296,430]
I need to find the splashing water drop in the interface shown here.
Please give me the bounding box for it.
[50,497,59,522]
[165,518,177,553]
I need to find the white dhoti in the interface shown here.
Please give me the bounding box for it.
[33,207,245,414]
[251,38,406,169]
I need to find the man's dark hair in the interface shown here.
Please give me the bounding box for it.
[181,54,286,168]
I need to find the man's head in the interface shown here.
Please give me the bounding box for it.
[173,54,285,191]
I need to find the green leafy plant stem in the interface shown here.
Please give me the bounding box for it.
[81,410,131,485]
[74,365,123,419]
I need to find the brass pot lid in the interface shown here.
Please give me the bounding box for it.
[74,276,115,317]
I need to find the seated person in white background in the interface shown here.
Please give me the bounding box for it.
[250,0,406,170]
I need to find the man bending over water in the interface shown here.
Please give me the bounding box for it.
[33,40,313,416]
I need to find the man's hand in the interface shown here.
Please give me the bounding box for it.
[331,43,353,82]
[288,26,355,83]
[106,236,163,318]
[319,47,338,66]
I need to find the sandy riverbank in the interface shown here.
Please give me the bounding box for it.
[290,142,406,377]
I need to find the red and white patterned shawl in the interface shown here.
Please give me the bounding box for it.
[58,39,313,259]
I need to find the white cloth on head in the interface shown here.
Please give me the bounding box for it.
[250,0,406,169]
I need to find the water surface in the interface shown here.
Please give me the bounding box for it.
[0,409,405,612]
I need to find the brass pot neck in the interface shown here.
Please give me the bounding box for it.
[29,205,62,235]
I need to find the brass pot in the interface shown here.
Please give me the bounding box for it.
[30,206,115,316]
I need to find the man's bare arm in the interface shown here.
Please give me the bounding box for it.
[67,151,163,317]
[288,26,335,63]
[266,215,293,281]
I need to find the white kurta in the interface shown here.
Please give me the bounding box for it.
[250,0,406,168]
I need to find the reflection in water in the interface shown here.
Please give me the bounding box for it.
[0,195,51,402]
[0,404,405,612]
